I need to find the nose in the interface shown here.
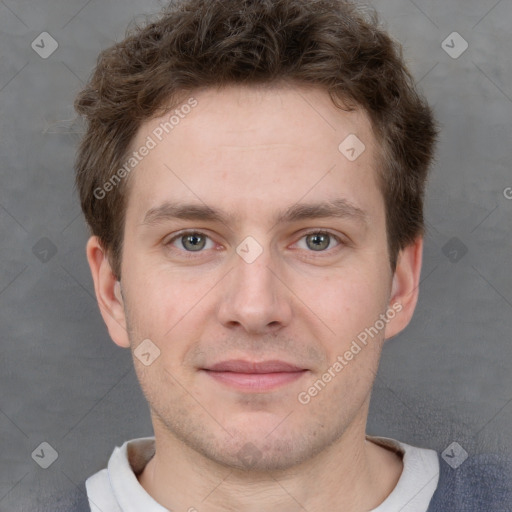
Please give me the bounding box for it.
[217,243,293,335]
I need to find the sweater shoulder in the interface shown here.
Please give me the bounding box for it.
[46,481,90,512]
[427,451,512,512]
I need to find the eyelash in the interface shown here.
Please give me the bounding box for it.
[164,229,345,258]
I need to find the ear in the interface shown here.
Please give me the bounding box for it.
[86,236,131,348]
[384,236,423,340]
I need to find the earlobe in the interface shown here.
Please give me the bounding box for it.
[385,237,423,340]
[86,236,131,348]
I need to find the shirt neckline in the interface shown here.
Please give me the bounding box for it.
[90,435,439,512]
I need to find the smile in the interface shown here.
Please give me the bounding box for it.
[200,359,310,392]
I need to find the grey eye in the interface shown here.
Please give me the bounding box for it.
[181,233,207,251]
[305,233,331,251]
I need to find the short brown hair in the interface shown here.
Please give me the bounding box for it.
[74,0,438,279]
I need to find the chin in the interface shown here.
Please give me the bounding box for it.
[206,424,323,472]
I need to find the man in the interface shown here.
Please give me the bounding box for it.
[68,0,511,511]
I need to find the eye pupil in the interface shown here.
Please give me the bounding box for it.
[183,233,206,251]
[307,233,330,251]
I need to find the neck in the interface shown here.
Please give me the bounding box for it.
[138,417,403,512]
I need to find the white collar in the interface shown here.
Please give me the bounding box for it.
[86,435,439,512]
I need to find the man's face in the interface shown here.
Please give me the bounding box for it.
[109,84,403,470]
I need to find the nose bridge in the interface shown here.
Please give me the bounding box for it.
[232,239,278,300]
[218,236,291,331]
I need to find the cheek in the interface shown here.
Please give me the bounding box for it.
[306,264,390,337]
[122,263,218,355]
[125,245,210,315]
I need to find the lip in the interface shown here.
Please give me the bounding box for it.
[206,359,306,373]
[201,359,308,392]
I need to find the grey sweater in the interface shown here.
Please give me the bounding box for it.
[426,452,512,511]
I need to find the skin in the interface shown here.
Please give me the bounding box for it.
[87,83,423,512]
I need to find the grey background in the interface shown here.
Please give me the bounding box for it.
[0,0,511,510]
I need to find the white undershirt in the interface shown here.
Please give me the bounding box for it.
[86,435,439,512]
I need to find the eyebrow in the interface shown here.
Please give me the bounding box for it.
[140,198,368,229]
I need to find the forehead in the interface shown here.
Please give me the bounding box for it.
[149,84,376,151]
[124,84,383,226]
